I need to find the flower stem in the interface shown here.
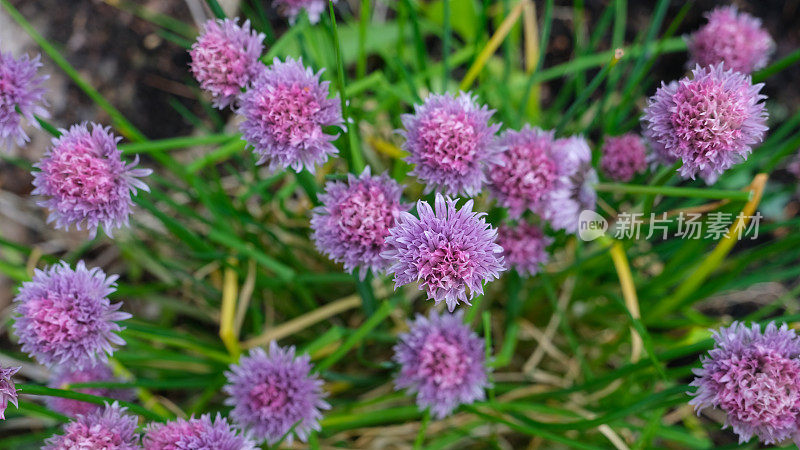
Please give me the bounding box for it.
[596,183,752,202]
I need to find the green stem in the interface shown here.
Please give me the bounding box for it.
[595,183,752,201]
[120,134,236,154]
[16,384,167,421]
[442,0,451,90]
[356,0,369,79]
[204,0,227,19]
[413,409,431,449]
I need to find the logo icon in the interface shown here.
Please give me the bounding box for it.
[577,210,607,241]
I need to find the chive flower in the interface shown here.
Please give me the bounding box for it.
[400,92,503,197]
[393,310,489,419]
[600,133,648,182]
[487,126,557,218]
[687,6,774,75]
[223,343,329,445]
[143,413,257,450]
[643,64,768,182]
[43,402,140,450]
[311,166,409,279]
[540,136,598,233]
[238,57,343,173]
[382,193,505,312]
[496,222,552,277]
[690,322,800,445]
[189,18,265,109]
[274,0,336,24]
[0,49,48,151]
[13,261,131,369]
[31,123,151,238]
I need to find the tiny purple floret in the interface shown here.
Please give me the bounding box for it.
[13,261,131,369]
[0,364,20,420]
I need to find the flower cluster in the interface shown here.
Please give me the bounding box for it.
[238,57,343,173]
[541,136,598,233]
[382,194,506,311]
[47,363,132,417]
[190,19,265,109]
[143,414,257,450]
[13,261,130,369]
[311,166,409,279]
[32,123,151,237]
[600,133,647,182]
[224,343,329,445]
[400,92,503,197]
[690,322,800,445]
[643,64,768,182]
[496,222,551,277]
[43,402,140,450]
[393,310,489,418]
[0,364,20,420]
[687,6,774,75]
[0,49,48,150]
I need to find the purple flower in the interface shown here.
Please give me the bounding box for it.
[382,193,505,312]
[223,342,329,445]
[687,6,774,75]
[189,19,265,109]
[238,57,342,173]
[13,261,131,369]
[487,126,557,218]
[497,222,551,277]
[274,0,336,24]
[0,365,20,420]
[143,413,257,450]
[311,166,409,279]
[31,123,151,238]
[690,322,800,445]
[600,133,647,182]
[43,402,140,450]
[1,49,49,150]
[46,363,132,417]
[539,136,598,233]
[400,92,503,197]
[393,310,489,419]
[643,64,768,182]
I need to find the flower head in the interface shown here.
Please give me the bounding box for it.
[690,322,800,445]
[0,49,49,150]
[238,57,342,173]
[31,123,151,237]
[223,343,329,445]
[643,64,768,182]
[488,126,557,218]
[311,166,409,279]
[274,0,336,24]
[600,133,647,182]
[393,310,489,418]
[43,402,140,450]
[497,222,551,277]
[13,261,130,369]
[143,413,257,450]
[687,6,774,74]
[540,136,598,233]
[190,19,265,109]
[0,365,20,420]
[46,363,132,417]
[400,92,503,196]
[382,194,505,311]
